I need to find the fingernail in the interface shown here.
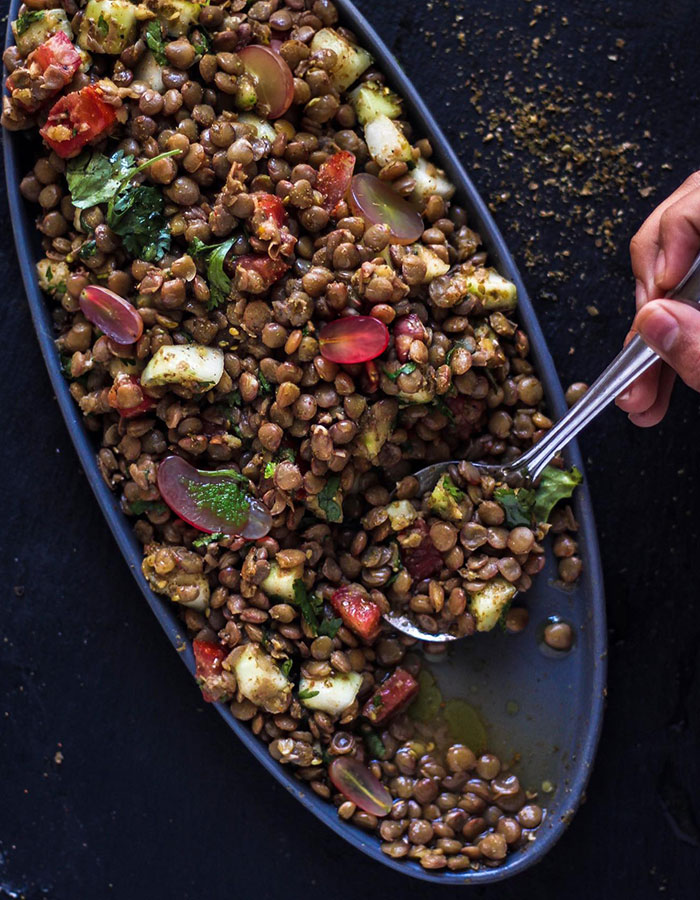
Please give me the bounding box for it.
[639,307,678,354]
[654,249,666,286]
[617,389,631,403]
[635,280,647,308]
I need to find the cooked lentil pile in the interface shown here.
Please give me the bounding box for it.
[4,0,582,870]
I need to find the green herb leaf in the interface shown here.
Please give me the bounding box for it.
[362,728,386,759]
[298,689,320,701]
[191,27,211,56]
[291,579,319,635]
[281,658,293,678]
[493,486,536,528]
[78,240,98,260]
[442,475,465,502]
[186,471,250,527]
[192,532,224,548]
[96,13,109,38]
[190,236,236,308]
[433,396,455,423]
[316,475,342,523]
[533,466,582,523]
[263,461,277,479]
[144,20,167,65]
[14,11,43,36]
[108,184,171,262]
[130,499,168,516]
[383,361,417,382]
[318,617,342,639]
[258,371,272,395]
[66,148,180,211]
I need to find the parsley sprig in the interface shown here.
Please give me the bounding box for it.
[190,236,237,309]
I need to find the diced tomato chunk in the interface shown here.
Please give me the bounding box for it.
[231,254,290,292]
[317,151,356,215]
[40,84,117,158]
[7,32,81,112]
[330,585,382,642]
[402,518,443,580]
[193,639,229,703]
[107,375,156,419]
[361,668,419,724]
[251,192,287,229]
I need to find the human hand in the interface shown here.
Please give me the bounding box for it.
[616,171,700,426]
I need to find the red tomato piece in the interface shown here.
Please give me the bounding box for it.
[317,150,356,215]
[8,32,81,111]
[330,585,382,642]
[251,192,287,228]
[193,639,229,703]
[232,254,290,291]
[40,84,117,158]
[402,519,443,580]
[107,374,155,419]
[361,668,420,725]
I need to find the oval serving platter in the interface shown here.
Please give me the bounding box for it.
[4,0,606,883]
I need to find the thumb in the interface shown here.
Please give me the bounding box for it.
[634,299,700,392]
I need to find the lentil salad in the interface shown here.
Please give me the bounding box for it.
[3,0,585,871]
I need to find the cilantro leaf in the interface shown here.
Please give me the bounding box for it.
[192,532,224,548]
[291,579,319,635]
[191,27,211,56]
[264,461,277,479]
[258,371,273,395]
[78,240,98,260]
[533,466,582,523]
[96,13,109,38]
[318,617,342,639]
[281,658,293,678]
[66,149,180,211]
[493,486,536,528]
[362,728,386,759]
[442,475,465,502]
[14,11,43,35]
[190,236,236,309]
[383,361,417,382]
[108,184,171,262]
[317,475,342,523]
[298,689,320,701]
[144,21,167,65]
[130,500,167,516]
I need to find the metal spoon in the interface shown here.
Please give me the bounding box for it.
[385,253,700,641]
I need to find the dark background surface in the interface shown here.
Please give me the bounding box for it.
[1,1,700,898]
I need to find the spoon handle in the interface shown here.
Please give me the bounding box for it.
[518,251,700,481]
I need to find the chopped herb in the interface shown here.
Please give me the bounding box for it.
[144,20,167,65]
[190,235,236,308]
[385,568,402,587]
[442,475,465,502]
[191,27,211,56]
[66,148,181,210]
[108,184,171,262]
[298,689,320,701]
[187,476,250,527]
[318,617,342,639]
[533,466,582,523]
[78,240,97,260]
[258,371,272,395]
[383,361,417,381]
[281,658,293,678]
[263,461,277,479]
[192,532,224,548]
[96,13,109,38]
[446,337,475,365]
[279,448,296,463]
[14,11,44,35]
[291,579,319,635]
[316,475,342,523]
[130,500,168,516]
[362,728,386,759]
[493,485,537,528]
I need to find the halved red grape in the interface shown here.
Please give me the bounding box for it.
[319,316,389,365]
[239,45,294,119]
[329,757,392,817]
[317,150,356,214]
[349,173,424,245]
[157,456,272,540]
[79,285,143,345]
